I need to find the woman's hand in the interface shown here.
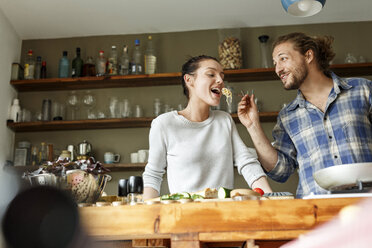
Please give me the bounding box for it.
[238,94,260,129]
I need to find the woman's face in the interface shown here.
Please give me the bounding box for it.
[188,59,225,107]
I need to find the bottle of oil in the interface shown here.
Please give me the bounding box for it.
[107,45,118,75]
[144,36,157,74]
[96,50,107,76]
[119,45,130,75]
[24,49,35,80]
[39,142,48,164]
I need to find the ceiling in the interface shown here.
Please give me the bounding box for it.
[0,0,372,40]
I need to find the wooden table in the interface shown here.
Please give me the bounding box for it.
[79,198,362,248]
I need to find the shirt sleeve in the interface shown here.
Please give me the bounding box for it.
[268,117,298,182]
[142,117,167,193]
[229,115,266,188]
[368,79,372,123]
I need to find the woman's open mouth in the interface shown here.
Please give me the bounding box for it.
[211,87,221,96]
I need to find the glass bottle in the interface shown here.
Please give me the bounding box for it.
[82,56,96,77]
[71,47,83,78]
[131,39,143,75]
[144,36,157,74]
[258,35,272,68]
[34,56,42,79]
[9,99,21,123]
[40,61,47,78]
[31,146,38,166]
[96,50,107,76]
[39,142,48,164]
[47,144,54,162]
[107,45,118,75]
[58,51,70,78]
[24,49,35,80]
[119,45,130,75]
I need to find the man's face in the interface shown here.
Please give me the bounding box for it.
[272,42,308,90]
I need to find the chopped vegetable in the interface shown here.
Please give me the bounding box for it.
[191,194,205,200]
[253,188,265,196]
[170,193,185,200]
[218,187,232,199]
[160,194,171,200]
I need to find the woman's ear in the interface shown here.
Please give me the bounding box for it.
[184,74,194,87]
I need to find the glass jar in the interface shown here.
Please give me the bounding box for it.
[218,29,242,69]
[153,98,162,117]
[258,35,272,68]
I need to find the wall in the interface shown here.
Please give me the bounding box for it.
[15,21,372,196]
[0,8,22,248]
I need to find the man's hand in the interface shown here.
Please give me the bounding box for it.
[238,94,260,128]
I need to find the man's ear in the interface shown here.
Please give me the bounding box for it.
[305,50,314,63]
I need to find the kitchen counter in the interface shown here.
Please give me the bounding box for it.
[79,197,363,248]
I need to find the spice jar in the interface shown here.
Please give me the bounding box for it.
[218,29,242,69]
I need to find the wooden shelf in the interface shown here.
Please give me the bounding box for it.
[4,163,146,173]
[11,63,372,92]
[6,112,279,132]
[104,163,146,171]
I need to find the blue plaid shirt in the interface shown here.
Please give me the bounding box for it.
[267,73,372,198]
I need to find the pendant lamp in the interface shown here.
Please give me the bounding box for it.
[281,0,326,17]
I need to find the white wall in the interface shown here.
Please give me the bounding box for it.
[0,7,21,248]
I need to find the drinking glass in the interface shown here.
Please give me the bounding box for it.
[52,101,65,120]
[121,99,131,118]
[109,97,120,118]
[345,53,357,64]
[134,105,143,118]
[127,176,143,204]
[66,91,80,120]
[82,90,96,119]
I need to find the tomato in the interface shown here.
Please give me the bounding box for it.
[253,188,264,196]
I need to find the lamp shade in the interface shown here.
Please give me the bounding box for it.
[281,0,326,17]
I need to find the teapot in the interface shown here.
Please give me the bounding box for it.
[77,140,92,156]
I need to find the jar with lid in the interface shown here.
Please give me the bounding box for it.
[218,29,242,69]
[258,35,272,68]
[14,141,31,166]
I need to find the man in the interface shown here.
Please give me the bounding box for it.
[238,32,372,198]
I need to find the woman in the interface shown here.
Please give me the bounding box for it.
[142,55,272,200]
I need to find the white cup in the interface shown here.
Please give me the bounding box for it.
[138,150,149,163]
[104,152,120,164]
[130,152,139,163]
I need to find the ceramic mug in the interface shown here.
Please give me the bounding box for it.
[137,149,149,163]
[104,152,120,164]
[130,152,139,163]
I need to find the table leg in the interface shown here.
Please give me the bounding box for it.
[171,233,206,248]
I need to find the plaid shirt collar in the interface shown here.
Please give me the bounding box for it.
[287,72,353,111]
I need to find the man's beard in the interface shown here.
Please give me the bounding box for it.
[283,61,308,90]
